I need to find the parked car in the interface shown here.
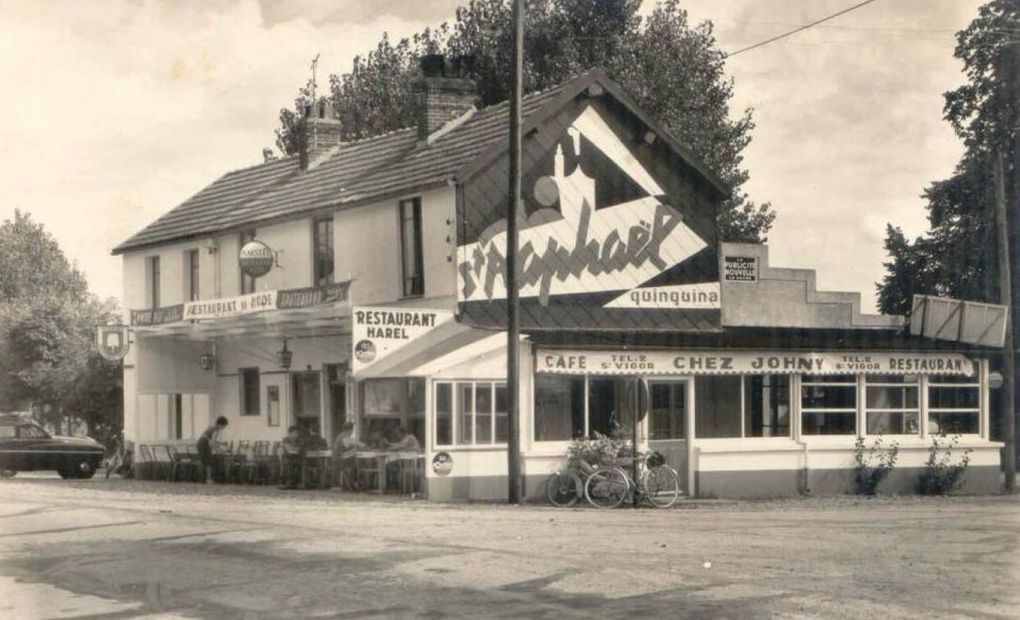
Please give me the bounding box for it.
[0,416,105,479]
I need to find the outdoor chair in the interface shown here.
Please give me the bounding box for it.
[168,444,200,482]
[136,445,155,480]
[226,441,252,483]
[241,441,273,484]
[151,445,174,481]
[398,455,426,496]
[355,454,383,492]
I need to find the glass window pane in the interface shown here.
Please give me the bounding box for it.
[363,379,407,416]
[866,386,918,409]
[801,385,856,409]
[475,384,493,444]
[744,375,790,437]
[649,382,685,440]
[867,411,919,435]
[534,375,584,441]
[928,387,979,409]
[929,412,979,434]
[929,374,978,385]
[802,411,856,435]
[495,384,508,443]
[435,383,452,446]
[458,383,474,444]
[695,376,742,438]
[408,379,425,414]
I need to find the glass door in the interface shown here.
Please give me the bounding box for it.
[647,380,687,493]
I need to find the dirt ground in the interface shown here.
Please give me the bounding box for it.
[0,475,1017,619]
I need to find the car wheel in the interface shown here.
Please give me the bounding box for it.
[0,469,16,478]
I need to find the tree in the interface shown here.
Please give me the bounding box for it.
[274,0,774,242]
[0,210,122,442]
[877,0,1019,319]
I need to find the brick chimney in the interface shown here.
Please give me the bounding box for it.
[299,98,343,170]
[415,54,478,142]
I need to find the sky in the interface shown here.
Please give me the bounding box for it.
[0,0,986,312]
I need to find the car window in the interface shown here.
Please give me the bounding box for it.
[0,425,14,438]
[18,425,47,439]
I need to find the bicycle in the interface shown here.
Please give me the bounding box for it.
[584,451,681,509]
[545,457,597,507]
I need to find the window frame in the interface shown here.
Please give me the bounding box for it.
[239,368,261,417]
[927,374,981,436]
[148,255,161,309]
[434,380,507,448]
[240,229,257,294]
[800,375,859,436]
[398,197,424,298]
[185,249,200,302]
[312,217,334,288]
[863,374,920,437]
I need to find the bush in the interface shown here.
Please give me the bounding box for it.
[915,432,973,495]
[853,436,899,495]
[565,430,632,468]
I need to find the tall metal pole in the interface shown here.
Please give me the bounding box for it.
[506,0,524,504]
[994,149,1016,493]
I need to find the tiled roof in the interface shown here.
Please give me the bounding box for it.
[113,71,714,254]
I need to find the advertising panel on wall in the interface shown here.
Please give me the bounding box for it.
[351,306,455,375]
[456,99,724,332]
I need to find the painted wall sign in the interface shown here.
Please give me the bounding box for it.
[535,349,976,377]
[183,291,277,320]
[457,100,721,332]
[724,256,757,282]
[351,306,454,373]
[96,325,130,361]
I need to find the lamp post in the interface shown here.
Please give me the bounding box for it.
[505,0,524,504]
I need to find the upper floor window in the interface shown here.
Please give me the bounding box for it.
[399,198,424,297]
[240,368,260,416]
[185,249,200,301]
[313,217,334,287]
[148,256,161,309]
[240,229,256,294]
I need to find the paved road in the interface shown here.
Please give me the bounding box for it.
[0,475,1018,619]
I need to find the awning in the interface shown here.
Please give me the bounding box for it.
[353,321,509,379]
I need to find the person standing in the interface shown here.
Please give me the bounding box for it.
[197,416,229,484]
[279,425,306,489]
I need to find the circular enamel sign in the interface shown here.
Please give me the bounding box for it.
[238,240,274,278]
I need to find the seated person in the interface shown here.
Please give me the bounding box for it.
[387,425,421,453]
[332,422,367,490]
[305,428,328,451]
[367,429,388,450]
[279,425,305,489]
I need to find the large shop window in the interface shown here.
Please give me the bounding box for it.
[399,197,424,297]
[534,375,585,441]
[361,378,425,446]
[865,374,919,435]
[240,368,260,416]
[801,375,857,435]
[928,374,980,434]
[313,218,334,287]
[745,375,790,437]
[434,381,508,446]
[695,376,742,438]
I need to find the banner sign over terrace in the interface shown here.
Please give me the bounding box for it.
[457,100,722,332]
[536,350,976,377]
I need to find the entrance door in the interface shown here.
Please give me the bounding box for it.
[647,380,688,493]
[291,371,322,435]
[325,364,347,442]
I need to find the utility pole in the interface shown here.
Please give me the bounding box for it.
[505,0,524,504]
[994,149,1016,493]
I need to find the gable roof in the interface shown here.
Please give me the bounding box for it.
[113,70,729,255]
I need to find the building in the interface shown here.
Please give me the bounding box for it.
[114,59,1004,500]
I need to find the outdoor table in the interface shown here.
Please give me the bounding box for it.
[303,450,332,489]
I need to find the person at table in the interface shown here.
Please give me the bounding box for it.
[332,422,367,490]
[386,425,421,453]
[197,416,228,484]
[279,425,306,490]
[306,428,328,451]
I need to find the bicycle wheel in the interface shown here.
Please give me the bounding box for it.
[545,470,582,507]
[585,467,629,509]
[641,465,680,508]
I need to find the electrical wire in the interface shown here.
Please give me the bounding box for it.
[725,0,882,58]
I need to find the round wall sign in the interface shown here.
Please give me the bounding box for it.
[432,451,453,476]
[354,340,376,364]
[238,240,275,278]
[989,371,1004,390]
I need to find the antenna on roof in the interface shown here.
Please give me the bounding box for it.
[310,53,321,108]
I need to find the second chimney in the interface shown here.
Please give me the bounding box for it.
[300,98,343,170]
[415,54,478,142]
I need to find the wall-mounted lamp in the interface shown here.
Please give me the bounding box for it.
[278,339,292,370]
